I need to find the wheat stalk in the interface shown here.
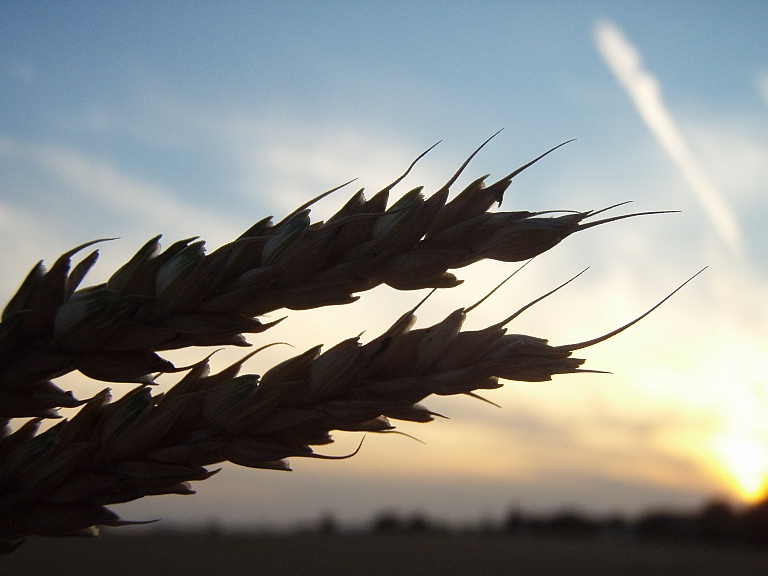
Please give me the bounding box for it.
[0,137,679,553]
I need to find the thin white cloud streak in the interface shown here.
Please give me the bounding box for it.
[595,20,744,256]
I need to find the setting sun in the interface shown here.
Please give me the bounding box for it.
[710,430,768,501]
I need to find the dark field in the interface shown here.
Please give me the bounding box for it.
[3,533,768,575]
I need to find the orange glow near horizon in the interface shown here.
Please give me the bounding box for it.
[709,431,768,503]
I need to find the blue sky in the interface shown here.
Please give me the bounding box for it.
[2,2,768,528]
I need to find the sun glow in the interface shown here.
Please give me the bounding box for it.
[710,431,768,501]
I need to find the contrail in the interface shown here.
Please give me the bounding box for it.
[595,20,744,255]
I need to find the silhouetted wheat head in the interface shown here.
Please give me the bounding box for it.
[0,136,689,553]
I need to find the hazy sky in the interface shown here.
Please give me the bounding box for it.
[2,2,768,528]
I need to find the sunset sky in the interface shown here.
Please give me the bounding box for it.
[1,2,768,528]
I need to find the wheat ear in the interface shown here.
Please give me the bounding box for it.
[0,139,669,418]
[0,267,697,549]
[0,138,682,553]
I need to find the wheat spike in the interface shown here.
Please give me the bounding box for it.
[0,139,681,552]
[0,268,698,549]
[0,141,667,416]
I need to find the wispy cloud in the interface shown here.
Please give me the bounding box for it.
[595,20,744,256]
[57,95,439,223]
[211,111,445,221]
[0,134,236,247]
[37,145,222,233]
